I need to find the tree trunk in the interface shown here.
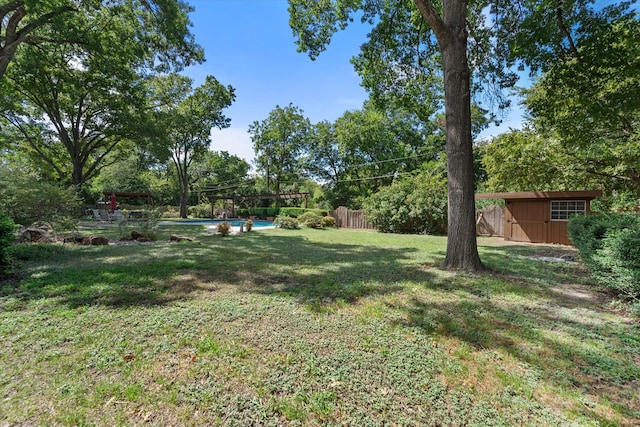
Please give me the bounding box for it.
[72,158,84,188]
[179,173,189,218]
[274,177,281,209]
[416,0,483,271]
[174,160,189,218]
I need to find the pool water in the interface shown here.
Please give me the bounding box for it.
[171,219,274,228]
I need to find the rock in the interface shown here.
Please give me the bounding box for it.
[82,236,109,245]
[30,221,53,232]
[170,234,196,242]
[136,237,152,243]
[560,253,576,262]
[131,230,144,240]
[63,236,85,244]
[21,227,53,243]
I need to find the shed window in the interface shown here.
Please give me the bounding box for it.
[551,200,586,220]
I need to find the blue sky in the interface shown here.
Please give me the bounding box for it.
[182,0,524,164]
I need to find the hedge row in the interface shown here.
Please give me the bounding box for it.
[236,208,327,219]
[568,213,640,307]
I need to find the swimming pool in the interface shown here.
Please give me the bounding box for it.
[163,219,274,228]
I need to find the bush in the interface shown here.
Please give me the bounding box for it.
[322,216,336,228]
[279,207,305,217]
[217,221,232,236]
[245,219,253,232]
[0,168,81,226]
[236,207,281,219]
[568,213,640,302]
[297,211,323,228]
[363,170,447,234]
[273,215,300,230]
[279,208,328,218]
[0,210,17,275]
[188,203,212,218]
[160,206,181,218]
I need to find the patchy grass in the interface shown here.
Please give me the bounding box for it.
[1,228,638,426]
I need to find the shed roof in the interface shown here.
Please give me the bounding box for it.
[475,190,602,200]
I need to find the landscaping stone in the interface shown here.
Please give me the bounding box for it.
[170,234,196,242]
[21,227,54,243]
[82,236,109,245]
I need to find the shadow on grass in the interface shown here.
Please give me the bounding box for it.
[1,232,437,310]
[395,243,640,423]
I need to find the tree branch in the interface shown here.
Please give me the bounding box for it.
[413,0,448,44]
[556,0,580,60]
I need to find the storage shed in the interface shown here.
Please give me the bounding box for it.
[475,190,602,245]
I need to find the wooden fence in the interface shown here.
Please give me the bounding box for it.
[476,205,504,237]
[329,206,376,230]
[329,205,504,234]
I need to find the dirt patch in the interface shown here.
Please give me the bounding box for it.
[548,283,602,303]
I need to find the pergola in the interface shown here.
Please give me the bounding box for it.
[205,192,310,218]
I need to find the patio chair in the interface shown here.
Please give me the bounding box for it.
[109,210,125,222]
[98,210,110,222]
[91,209,102,221]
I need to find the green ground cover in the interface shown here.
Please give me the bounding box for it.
[1,226,638,426]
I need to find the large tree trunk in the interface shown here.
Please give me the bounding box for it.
[416,0,484,271]
[441,42,483,271]
[72,157,84,188]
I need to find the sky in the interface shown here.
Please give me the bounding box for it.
[182,0,525,164]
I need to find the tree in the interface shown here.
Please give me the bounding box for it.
[0,14,152,189]
[0,0,204,191]
[288,0,623,270]
[523,4,640,193]
[191,150,251,202]
[290,0,509,270]
[149,74,235,218]
[0,0,203,80]
[481,129,592,192]
[305,102,439,208]
[249,104,311,208]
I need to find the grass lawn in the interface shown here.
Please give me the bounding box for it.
[1,226,638,426]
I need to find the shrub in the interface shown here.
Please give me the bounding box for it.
[568,213,637,267]
[245,219,253,232]
[140,210,160,241]
[0,210,17,275]
[160,206,180,218]
[217,221,232,236]
[0,169,81,226]
[236,208,281,219]
[279,208,328,218]
[279,207,305,217]
[297,211,323,228]
[568,213,640,302]
[322,216,336,228]
[188,203,212,218]
[274,215,300,230]
[363,170,447,234]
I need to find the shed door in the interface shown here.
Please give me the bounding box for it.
[506,201,548,243]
